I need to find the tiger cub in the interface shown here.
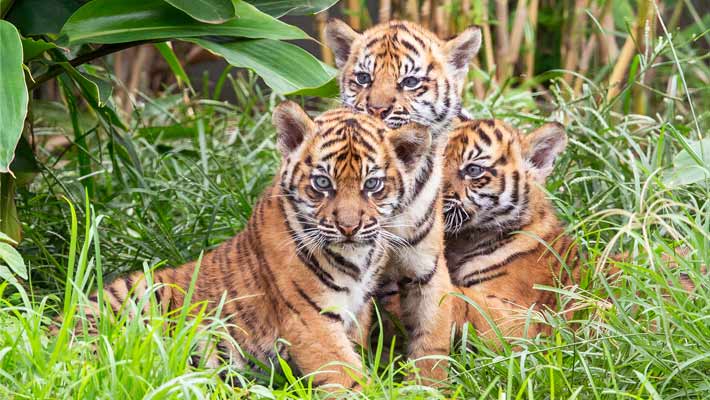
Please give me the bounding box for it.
[325,19,482,381]
[325,19,481,136]
[443,119,577,340]
[62,103,432,389]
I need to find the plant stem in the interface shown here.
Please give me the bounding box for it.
[28,41,152,91]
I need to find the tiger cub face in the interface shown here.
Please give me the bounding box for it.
[273,102,430,249]
[325,19,481,134]
[442,120,567,235]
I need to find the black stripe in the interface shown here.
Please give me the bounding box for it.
[511,171,520,205]
[399,39,419,53]
[462,271,507,287]
[458,247,538,284]
[293,281,342,322]
[411,154,434,200]
[404,200,437,246]
[323,248,361,279]
[477,128,491,146]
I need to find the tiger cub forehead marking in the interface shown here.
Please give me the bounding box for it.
[309,110,390,178]
[447,119,524,168]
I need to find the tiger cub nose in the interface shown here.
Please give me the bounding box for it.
[367,104,393,119]
[336,222,360,237]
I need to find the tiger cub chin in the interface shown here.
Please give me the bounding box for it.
[59,103,432,390]
[443,119,577,340]
[325,18,482,382]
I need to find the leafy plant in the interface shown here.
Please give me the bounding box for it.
[0,0,338,240]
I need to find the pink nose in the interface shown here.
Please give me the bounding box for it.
[367,105,392,119]
[336,222,360,237]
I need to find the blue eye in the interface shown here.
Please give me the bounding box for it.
[401,76,421,88]
[465,164,485,178]
[364,177,382,192]
[355,72,371,85]
[313,176,332,190]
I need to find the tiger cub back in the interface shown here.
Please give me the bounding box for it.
[443,119,576,339]
[59,103,432,390]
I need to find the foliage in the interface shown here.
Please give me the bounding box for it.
[0,0,337,179]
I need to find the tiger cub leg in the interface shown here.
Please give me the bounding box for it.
[282,314,364,391]
[397,251,453,384]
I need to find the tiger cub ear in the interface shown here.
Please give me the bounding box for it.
[272,101,314,157]
[325,18,361,68]
[388,124,432,167]
[522,122,567,182]
[443,26,482,80]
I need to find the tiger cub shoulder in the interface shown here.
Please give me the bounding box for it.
[442,119,577,338]
[325,19,481,135]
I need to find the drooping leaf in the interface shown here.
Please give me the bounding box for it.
[57,62,125,128]
[154,42,192,89]
[189,38,338,96]
[664,137,710,188]
[0,174,21,245]
[0,265,19,286]
[61,0,308,45]
[245,0,337,17]
[163,0,236,23]
[21,37,58,62]
[0,20,29,174]
[4,0,83,35]
[58,63,107,107]
[0,242,26,280]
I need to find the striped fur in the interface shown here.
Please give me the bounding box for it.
[59,103,432,390]
[326,19,483,382]
[326,19,481,136]
[443,119,577,340]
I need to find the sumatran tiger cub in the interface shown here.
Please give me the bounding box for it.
[443,119,577,340]
[325,19,482,381]
[62,102,433,389]
[325,19,482,136]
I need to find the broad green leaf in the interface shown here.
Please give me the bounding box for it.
[163,0,236,23]
[61,0,308,45]
[0,20,29,174]
[21,37,58,62]
[246,0,337,17]
[189,38,338,96]
[154,42,192,89]
[4,0,82,35]
[0,242,26,280]
[664,137,710,188]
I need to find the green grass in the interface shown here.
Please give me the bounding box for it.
[3,26,710,399]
